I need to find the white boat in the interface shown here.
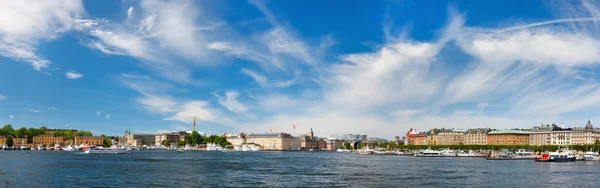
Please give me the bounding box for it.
[414,149,443,157]
[250,147,262,152]
[440,149,456,157]
[336,149,351,152]
[242,145,251,152]
[584,151,600,161]
[456,150,484,157]
[547,150,577,162]
[206,143,221,151]
[2,144,6,150]
[64,146,76,151]
[37,145,44,151]
[234,145,243,151]
[84,148,131,154]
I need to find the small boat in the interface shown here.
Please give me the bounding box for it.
[414,149,443,157]
[456,150,485,157]
[440,149,457,157]
[234,145,243,152]
[584,151,600,161]
[176,149,184,153]
[242,145,251,152]
[37,145,44,151]
[250,147,262,152]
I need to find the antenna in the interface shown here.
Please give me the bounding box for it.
[193,117,196,131]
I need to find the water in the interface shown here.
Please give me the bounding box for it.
[1,151,599,187]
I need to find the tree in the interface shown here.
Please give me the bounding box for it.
[344,142,352,150]
[5,136,13,147]
[101,134,112,147]
[1,124,14,136]
[186,131,203,146]
[161,140,170,147]
[177,140,185,147]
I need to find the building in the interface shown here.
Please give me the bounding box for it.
[404,129,417,145]
[246,132,293,150]
[325,139,344,151]
[123,129,156,147]
[427,129,442,145]
[334,134,367,142]
[0,136,28,148]
[33,135,65,146]
[464,128,490,145]
[487,130,530,145]
[75,136,103,146]
[570,120,600,144]
[436,129,465,145]
[155,131,187,146]
[414,132,429,145]
[224,133,247,146]
[367,137,388,143]
[529,124,554,146]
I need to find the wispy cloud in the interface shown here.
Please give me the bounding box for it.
[105,114,111,118]
[212,91,248,114]
[9,115,14,119]
[0,95,6,100]
[29,109,42,113]
[122,73,150,79]
[47,106,58,110]
[0,0,85,71]
[65,70,84,79]
[96,111,101,116]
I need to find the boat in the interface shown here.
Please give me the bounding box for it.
[2,144,7,150]
[242,145,251,152]
[440,149,457,157]
[64,146,76,151]
[486,149,535,160]
[336,149,351,152]
[206,143,224,151]
[584,151,600,161]
[414,149,443,157]
[37,145,44,151]
[250,147,262,152]
[536,150,576,162]
[234,145,243,152]
[456,150,485,157]
[84,148,131,154]
[176,149,184,153]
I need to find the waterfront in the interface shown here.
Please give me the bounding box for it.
[2,151,600,187]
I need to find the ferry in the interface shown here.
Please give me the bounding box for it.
[234,145,243,152]
[440,149,457,157]
[206,143,223,151]
[414,149,443,157]
[584,151,600,161]
[456,150,485,157]
[84,148,131,154]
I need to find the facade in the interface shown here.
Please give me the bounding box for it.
[246,132,293,150]
[436,129,465,145]
[155,131,187,146]
[464,128,489,145]
[414,133,428,145]
[326,139,344,151]
[529,124,554,146]
[224,133,247,146]
[75,136,103,146]
[427,129,441,145]
[487,130,530,145]
[33,135,65,146]
[570,120,600,144]
[0,136,29,147]
[334,134,367,142]
[404,129,417,145]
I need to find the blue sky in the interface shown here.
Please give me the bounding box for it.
[2,0,600,139]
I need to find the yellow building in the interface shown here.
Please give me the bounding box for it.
[0,136,28,147]
[33,135,65,146]
[246,132,293,150]
[436,130,465,145]
[75,136,103,146]
[464,129,489,145]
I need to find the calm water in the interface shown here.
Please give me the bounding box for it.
[1,150,599,187]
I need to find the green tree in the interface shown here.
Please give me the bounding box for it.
[344,142,351,150]
[5,136,13,147]
[161,139,170,147]
[186,131,203,146]
[77,131,93,137]
[177,140,185,147]
[101,134,112,147]
[1,124,14,136]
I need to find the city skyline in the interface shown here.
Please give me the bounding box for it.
[4,0,600,139]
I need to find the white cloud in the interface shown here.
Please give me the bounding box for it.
[0,95,6,100]
[29,109,42,113]
[213,91,248,114]
[65,70,83,79]
[257,93,300,112]
[241,68,295,88]
[392,109,423,119]
[0,0,84,71]
[96,112,101,116]
[47,107,58,110]
[127,7,134,19]
[105,114,111,118]
[122,73,150,79]
[9,115,14,119]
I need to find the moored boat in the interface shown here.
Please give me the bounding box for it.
[535,150,576,162]
[584,151,600,161]
[414,149,443,157]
